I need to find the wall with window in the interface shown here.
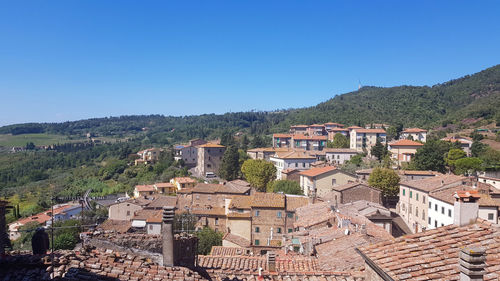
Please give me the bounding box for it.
[427,197,454,230]
[251,207,286,246]
[479,206,498,224]
[398,185,429,233]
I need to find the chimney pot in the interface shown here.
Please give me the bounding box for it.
[459,247,486,281]
[162,206,175,267]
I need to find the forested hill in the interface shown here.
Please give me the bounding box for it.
[1,64,500,141]
[278,64,500,130]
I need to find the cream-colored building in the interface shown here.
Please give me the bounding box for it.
[270,151,316,180]
[397,174,466,233]
[388,139,424,166]
[349,128,387,153]
[108,198,149,221]
[195,143,226,176]
[400,128,427,142]
[299,166,357,198]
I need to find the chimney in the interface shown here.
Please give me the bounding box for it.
[360,224,367,235]
[454,190,480,227]
[267,251,276,272]
[459,247,486,281]
[162,205,175,267]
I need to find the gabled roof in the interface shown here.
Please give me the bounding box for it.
[198,143,225,148]
[285,195,310,211]
[251,192,285,208]
[389,139,424,146]
[357,219,500,281]
[328,128,349,132]
[330,182,377,192]
[290,125,308,128]
[299,166,336,178]
[273,151,316,160]
[172,177,197,184]
[354,128,386,134]
[399,170,438,176]
[402,127,427,133]
[146,195,177,208]
[400,174,467,192]
[154,182,175,188]
[273,133,293,138]
[229,195,252,209]
[222,233,251,247]
[97,219,131,233]
[135,184,155,192]
[309,124,325,127]
[292,135,327,141]
[323,148,358,153]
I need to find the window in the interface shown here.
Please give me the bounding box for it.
[255,210,260,217]
[448,209,452,217]
[423,196,426,204]
[416,193,419,201]
[126,211,130,216]
[441,207,445,214]
[277,211,282,218]
[332,179,336,185]
[237,209,243,213]
[422,210,425,220]
[441,223,444,227]
[488,213,494,220]
[403,189,405,196]
[215,218,219,225]
[295,163,298,168]
[287,212,293,218]
[435,204,438,211]
[277,228,282,233]
[255,227,260,233]
[410,191,412,198]
[208,156,211,160]
[149,225,153,230]
[302,163,305,168]
[428,217,431,224]
[288,228,293,233]
[255,240,260,246]
[434,220,437,227]
[429,202,431,208]
[416,207,418,216]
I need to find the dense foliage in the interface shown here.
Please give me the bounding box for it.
[196,227,223,255]
[241,159,277,192]
[268,180,303,195]
[368,168,400,197]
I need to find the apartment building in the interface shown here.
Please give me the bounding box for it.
[292,135,327,151]
[306,124,326,136]
[400,128,427,142]
[397,174,467,233]
[272,134,293,148]
[135,147,162,165]
[441,136,473,156]
[246,147,294,160]
[289,125,308,135]
[349,128,387,153]
[323,122,344,131]
[327,128,349,140]
[270,151,316,180]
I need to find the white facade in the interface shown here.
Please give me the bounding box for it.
[300,176,314,197]
[479,176,500,189]
[324,151,358,165]
[428,197,498,230]
[270,157,315,180]
[427,197,454,230]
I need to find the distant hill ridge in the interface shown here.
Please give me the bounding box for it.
[1,64,499,140]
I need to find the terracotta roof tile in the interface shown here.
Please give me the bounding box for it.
[299,166,336,177]
[210,246,250,256]
[251,192,285,208]
[198,143,225,148]
[292,135,328,141]
[222,233,251,247]
[285,195,310,211]
[389,139,424,146]
[273,151,316,160]
[134,184,156,192]
[353,128,386,134]
[358,220,500,280]
[97,219,131,233]
[229,195,252,209]
[402,128,427,133]
[273,133,293,138]
[400,174,467,192]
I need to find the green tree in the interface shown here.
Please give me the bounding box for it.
[240,135,249,151]
[53,232,77,250]
[455,157,483,175]
[249,135,266,149]
[25,142,36,150]
[268,180,302,195]
[348,154,364,166]
[371,139,385,161]
[220,130,234,147]
[411,140,451,173]
[330,133,349,148]
[445,149,467,173]
[471,141,487,157]
[241,159,277,191]
[219,145,240,181]
[368,168,400,197]
[386,126,398,141]
[196,227,223,255]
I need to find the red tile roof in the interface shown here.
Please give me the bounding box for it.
[273,133,293,138]
[222,232,251,247]
[135,184,155,192]
[173,177,197,184]
[402,127,427,133]
[273,151,316,159]
[389,139,424,146]
[251,192,285,208]
[97,219,132,233]
[299,166,336,177]
[198,143,225,148]
[292,135,327,141]
[358,219,500,281]
[354,128,386,134]
[210,246,250,256]
[290,125,308,128]
[400,174,467,192]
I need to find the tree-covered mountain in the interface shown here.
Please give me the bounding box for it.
[1,64,499,141]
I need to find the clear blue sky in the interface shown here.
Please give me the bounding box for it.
[1,1,499,126]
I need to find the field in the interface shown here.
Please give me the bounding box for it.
[0,133,78,147]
